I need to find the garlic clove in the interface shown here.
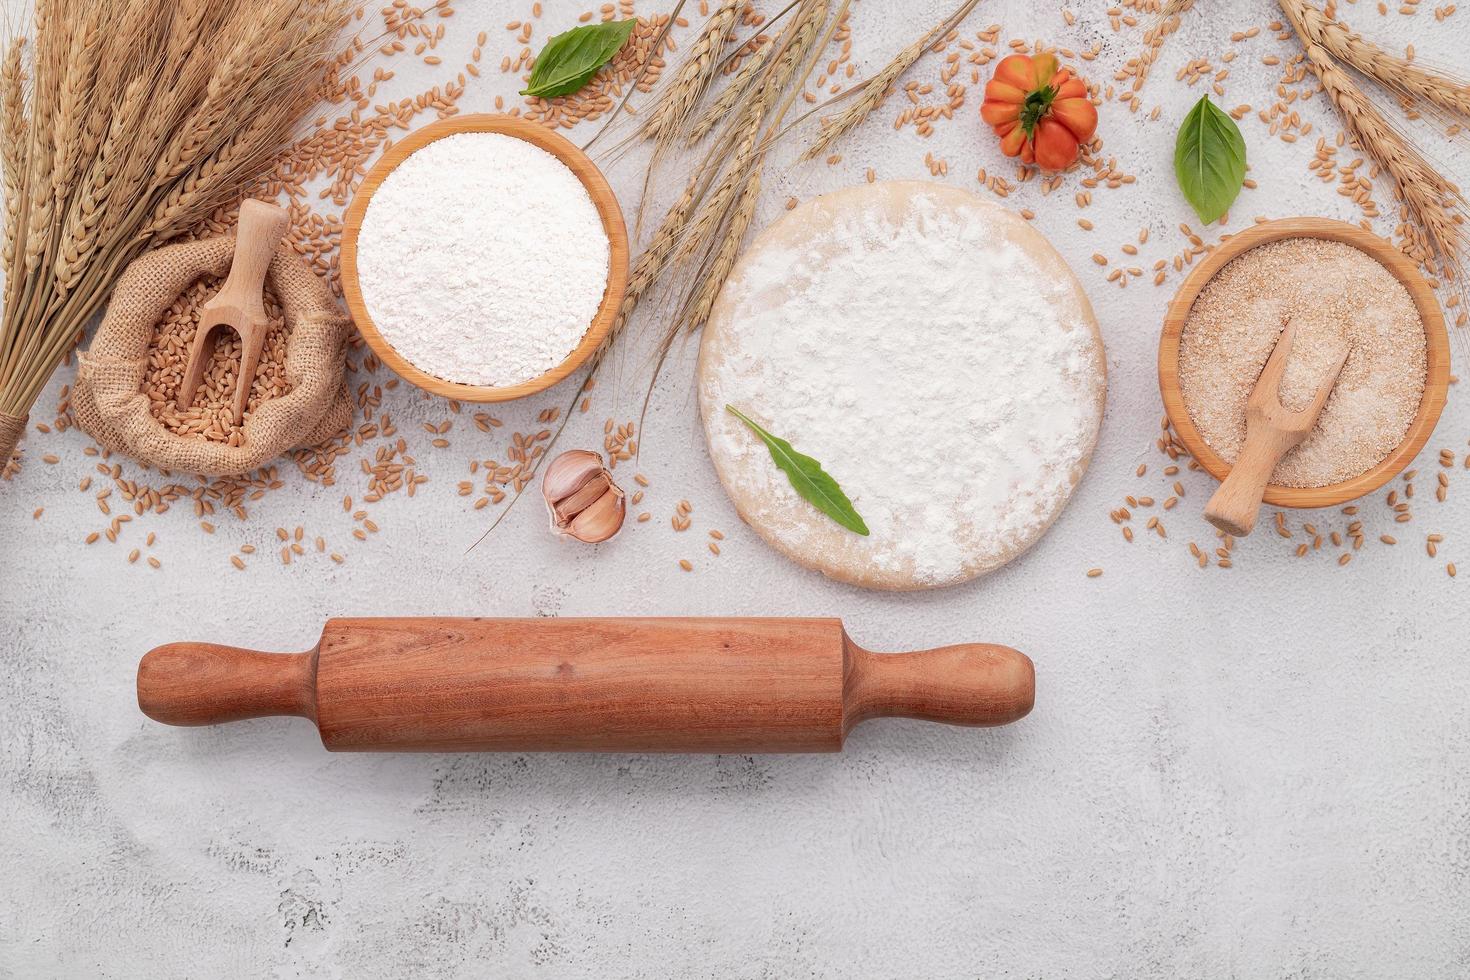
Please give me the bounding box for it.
[542,449,625,543]
[566,484,626,543]
[542,449,606,504]
[553,472,612,524]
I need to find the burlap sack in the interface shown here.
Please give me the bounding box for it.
[0,410,25,471]
[72,236,351,476]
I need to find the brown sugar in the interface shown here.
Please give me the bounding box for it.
[1178,237,1425,487]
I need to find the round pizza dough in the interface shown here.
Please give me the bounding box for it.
[697,181,1106,591]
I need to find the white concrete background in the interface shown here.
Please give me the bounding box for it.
[3,1,1469,976]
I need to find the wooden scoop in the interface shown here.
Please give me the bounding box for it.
[136,617,1035,753]
[1203,319,1349,537]
[177,199,291,425]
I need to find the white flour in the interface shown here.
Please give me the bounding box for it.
[356,132,609,387]
[702,184,1104,587]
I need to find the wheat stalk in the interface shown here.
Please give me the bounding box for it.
[679,0,806,146]
[647,0,837,356]
[622,0,839,451]
[619,0,825,323]
[152,36,276,188]
[46,4,107,221]
[1309,40,1466,217]
[641,0,739,145]
[798,0,978,162]
[1305,43,1461,205]
[1280,0,1470,121]
[1301,40,1467,322]
[3,1,69,393]
[589,0,805,158]
[677,169,762,336]
[680,0,831,286]
[669,0,826,264]
[1,39,29,316]
[764,0,831,99]
[626,0,737,238]
[143,76,327,244]
[675,106,768,262]
[17,1,62,282]
[613,175,703,339]
[686,29,781,144]
[48,73,154,301]
[1278,0,1470,361]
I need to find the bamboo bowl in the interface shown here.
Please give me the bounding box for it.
[340,114,629,403]
[1158,217,1450,509]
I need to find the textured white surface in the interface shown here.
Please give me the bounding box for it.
[3,2,1470,977]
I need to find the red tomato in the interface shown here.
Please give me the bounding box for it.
[980,53,1098,171]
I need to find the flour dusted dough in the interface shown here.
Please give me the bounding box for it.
[697,181,1106,591]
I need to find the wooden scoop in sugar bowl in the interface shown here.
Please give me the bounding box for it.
[1159,217,1450,530]
[1202,318,1348,537]
[177,199,291,424]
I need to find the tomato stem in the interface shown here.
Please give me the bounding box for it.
[1019,85,1056,136]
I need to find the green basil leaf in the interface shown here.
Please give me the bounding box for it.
[726,405,869,536]
[1174,94,1247,225]
[521,19,636,99]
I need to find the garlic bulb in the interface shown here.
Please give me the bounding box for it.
[542,450,625,543]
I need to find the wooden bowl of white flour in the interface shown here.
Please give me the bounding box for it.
[341,114,628,402]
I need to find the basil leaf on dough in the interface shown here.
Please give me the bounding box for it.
[521,19,637,99]
[726,405,869,536]
[1174,94,1247,225]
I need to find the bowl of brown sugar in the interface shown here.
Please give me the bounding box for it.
[1159,217,1450,509]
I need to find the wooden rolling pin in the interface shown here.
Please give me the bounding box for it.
[137,618,1035,752]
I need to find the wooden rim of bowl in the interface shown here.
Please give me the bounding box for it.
[1158,216,1450,509]
[340,114,629,403]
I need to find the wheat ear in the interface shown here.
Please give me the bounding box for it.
[1301,38,1468,349]
[1280,0,1470,121]
[16,0,63,281]
[799,0,978,162]
[612,176,703,339]
[661,0,819,266]
[641,0,739,145]
[45,4,107,221]
[686,31,780,144]
[0,39,29,316]
[670,0,836,323]
[621,1,733,240]
[1305,44,1464,233]
[675,107,768,261]
[677,170,761,337]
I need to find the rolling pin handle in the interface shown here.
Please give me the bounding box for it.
[843,639,1035,732]
[137,642,317,727]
